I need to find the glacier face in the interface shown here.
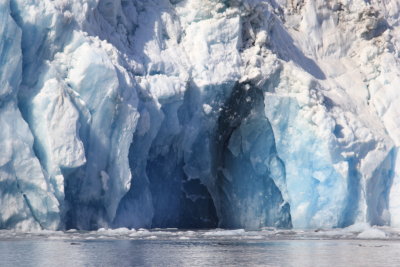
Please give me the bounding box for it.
[1,0,400,230]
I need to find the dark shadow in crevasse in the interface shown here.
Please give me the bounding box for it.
[213,82,292,229]
[145,90,218,228]
[114,86,218,229]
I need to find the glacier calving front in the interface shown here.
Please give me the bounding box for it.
[0,0,399,230]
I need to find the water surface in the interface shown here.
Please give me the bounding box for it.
[1,227,400,267]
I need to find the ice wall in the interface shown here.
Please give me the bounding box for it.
[0,0,400,230]
[0,0,63,231]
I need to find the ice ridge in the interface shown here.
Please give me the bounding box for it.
[0,0,399,230]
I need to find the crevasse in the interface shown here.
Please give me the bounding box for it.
[0,0,399,230]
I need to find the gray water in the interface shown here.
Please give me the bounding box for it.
[1,239,400,267]
[1,227,400,267]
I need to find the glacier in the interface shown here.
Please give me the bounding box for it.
[0,0,400,231]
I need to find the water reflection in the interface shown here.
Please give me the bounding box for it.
[0,239,399,267]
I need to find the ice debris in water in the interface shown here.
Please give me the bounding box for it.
[0,227,395,241]
[1,0,400,231]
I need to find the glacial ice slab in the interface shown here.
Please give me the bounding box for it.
[215,83,291,229]
[0,0,400,231]
[0,0,60,230]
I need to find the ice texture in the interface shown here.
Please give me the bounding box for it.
[0,0,400,230]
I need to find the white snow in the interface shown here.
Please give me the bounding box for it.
[1,0,400,231]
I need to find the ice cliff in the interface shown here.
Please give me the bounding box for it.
[0,0,400,230]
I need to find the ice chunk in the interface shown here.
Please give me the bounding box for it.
[357,228,387,239]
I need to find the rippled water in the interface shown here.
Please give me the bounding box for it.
[1,226,400,267]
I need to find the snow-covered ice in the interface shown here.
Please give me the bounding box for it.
[1,0,400,231]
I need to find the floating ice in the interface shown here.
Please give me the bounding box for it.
[357,228,387,239]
